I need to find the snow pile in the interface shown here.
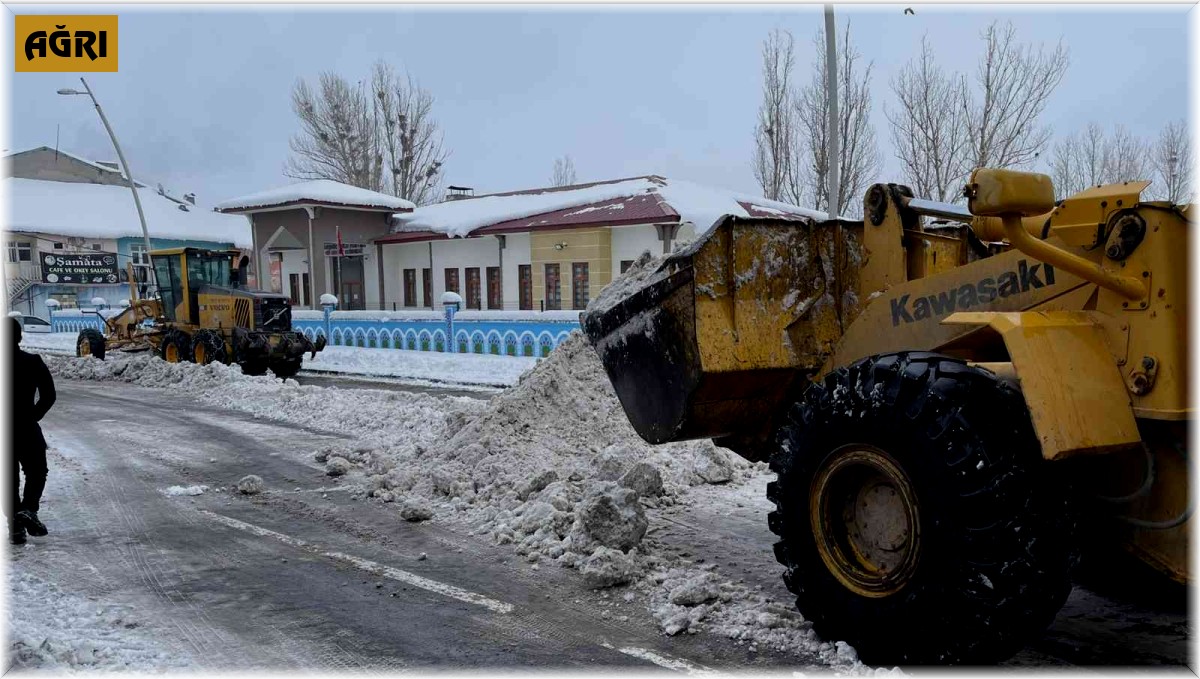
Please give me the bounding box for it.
[399,498,434,522]
[162,484,207,496]
[301,345,537,388]
[327,331,758,589]
[22,332,532,389]
[586,249,668,316]
[324,457,352,477]
[8,569,190,672]
[237,475,265,495]
[646,566,889,674]
[214,179,414,212]
[42,353,484,449]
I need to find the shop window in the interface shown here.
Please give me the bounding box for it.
[486,267,502,310]
[465,267,481,309]
[572,262,589,310]
[403,269,417,307]
[544,264,561,311]
[518,265,532,310]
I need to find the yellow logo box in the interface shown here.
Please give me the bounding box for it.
[15,15,118,72]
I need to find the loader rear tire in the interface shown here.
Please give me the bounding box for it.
[160,329,192,364]
[192,329,229,365]
[768,352,1077,665]
[76,328,106,360]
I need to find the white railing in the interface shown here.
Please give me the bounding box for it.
[3,260,41,281]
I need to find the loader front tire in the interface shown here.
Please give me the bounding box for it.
[76,328,106,360]
[160,330,192,364]
[768,352,1077,665]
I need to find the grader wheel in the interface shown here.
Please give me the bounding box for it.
[75,328,106,360]
[192,329,229,365]
[269,358,303,379]
[768,352,1078,665]
[160,329,192,364]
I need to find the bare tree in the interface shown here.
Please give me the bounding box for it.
[886,37,971,202]
[287,61,448,205]
[1049,123,1108,198]
[793,21,880,216]
[286,73,383,191]
[1102,125,1149,186]
[1150,119,1192,203]
[372,62,448,206]
[551,155,577,187]
[1050,123,1149,200]
[961,22,1069,169]
[752,29,796,202]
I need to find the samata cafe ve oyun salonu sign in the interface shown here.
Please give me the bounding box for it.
[41,253,120,285]
[16,15,117,72]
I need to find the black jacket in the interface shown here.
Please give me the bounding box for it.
[10,348,55,450]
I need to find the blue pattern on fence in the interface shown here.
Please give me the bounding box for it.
[50,313,580,358]
[292,317,578,357]
[50,314,106,333]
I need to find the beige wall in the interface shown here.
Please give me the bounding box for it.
[250,207,393,308]
[530,228,612,310]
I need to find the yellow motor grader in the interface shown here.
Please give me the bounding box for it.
[75,247,324,377]
[582,168,1189,664]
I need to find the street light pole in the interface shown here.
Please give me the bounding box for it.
[59,77,154,291]
[824,4,841,222]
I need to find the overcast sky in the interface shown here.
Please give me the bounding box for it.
[5,4,1191,208]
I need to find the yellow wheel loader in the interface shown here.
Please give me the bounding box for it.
[582,169,1189,665]
[75,247,325,378]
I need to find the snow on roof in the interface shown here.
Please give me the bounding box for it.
[390,176,827,239]
[5,146,148,188]
[5,178,252,248]
[214,179,416,213]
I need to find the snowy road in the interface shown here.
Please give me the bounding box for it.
[8,380,806,672]
[9,373,1191,672]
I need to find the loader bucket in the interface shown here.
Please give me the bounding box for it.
[582,216,865,458]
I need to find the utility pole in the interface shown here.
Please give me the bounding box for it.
[824,4,840,221]
[59,77,155,290]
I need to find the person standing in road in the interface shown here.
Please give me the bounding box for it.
[5,317,55,545]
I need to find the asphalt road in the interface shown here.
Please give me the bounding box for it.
[10,378,1192,672]
[12,380,801,672]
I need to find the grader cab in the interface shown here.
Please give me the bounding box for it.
[75,247,324,377]
[583,169,1190,664]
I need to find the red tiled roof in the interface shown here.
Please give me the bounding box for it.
[472,192,679,235]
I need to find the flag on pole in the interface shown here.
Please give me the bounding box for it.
[336,225,345,256]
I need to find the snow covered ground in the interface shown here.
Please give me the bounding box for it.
[302,345,536,387]
[7,568,192,672]
[16,332,77,354]
[20,332,538,388]
[35,335,893,675]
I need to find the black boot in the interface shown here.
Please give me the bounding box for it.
[9,523,26,545]
[17,510,46,537]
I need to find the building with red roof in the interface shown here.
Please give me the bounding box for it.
[375,175,820,313]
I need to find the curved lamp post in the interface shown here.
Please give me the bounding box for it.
[58,77,155,289]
